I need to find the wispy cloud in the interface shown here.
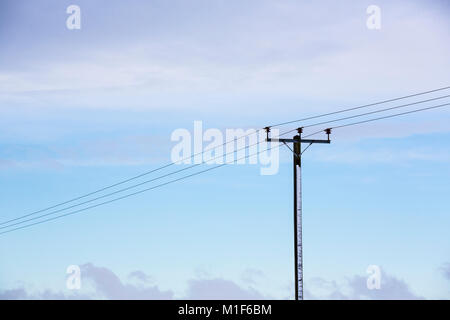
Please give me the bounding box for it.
[1,0,449,114]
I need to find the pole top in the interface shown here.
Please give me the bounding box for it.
[297,127,303,135]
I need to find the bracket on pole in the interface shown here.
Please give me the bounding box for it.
[301,143,313,155]
[282,141,300,159]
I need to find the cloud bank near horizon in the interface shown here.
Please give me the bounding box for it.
[0,262,432,300]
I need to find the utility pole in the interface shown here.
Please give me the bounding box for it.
[265,127,331,300]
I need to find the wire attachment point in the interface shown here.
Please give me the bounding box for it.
[325,128,332,140]
[264,126,271,140]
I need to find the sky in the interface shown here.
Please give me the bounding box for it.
[0,0,449,299]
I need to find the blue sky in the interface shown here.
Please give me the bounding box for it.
[0,0,449,299]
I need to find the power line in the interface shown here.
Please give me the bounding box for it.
[269,85,450,127]
[0,162,197,229]
[301,94,450,128]
[0,127,300,229]
[3,94,449,227]
[1,129,263,223]
[268,94,450,139]
[0,143,283,236]
[301,95,450,129]
[302,102,450,138]
[333,102,450,130]
[2,101,449,235]
[2,86,449,226]
[0,129,292,228]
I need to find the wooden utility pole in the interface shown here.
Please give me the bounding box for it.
[265,127,331,300]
